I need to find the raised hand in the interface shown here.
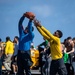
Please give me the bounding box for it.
[33,19,41,27]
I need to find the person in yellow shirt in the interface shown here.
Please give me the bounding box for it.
[3,36,14,73]
[33,19,67,75]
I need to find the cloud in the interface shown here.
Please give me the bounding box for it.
[31,5,53,17]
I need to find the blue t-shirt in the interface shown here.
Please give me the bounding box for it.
[18,16,34,51]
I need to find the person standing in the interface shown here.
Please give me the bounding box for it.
[17,12,35,75]
[33,19,67,75]
[12,36,19,74]
[0,38,4,75]
[64,37,74,65]
[37,38,50,75]
[72,37,75,75]
[3,36,14,74]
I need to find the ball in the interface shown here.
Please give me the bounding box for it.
[25,12,35,19]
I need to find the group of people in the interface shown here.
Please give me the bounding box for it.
[0,12,75,75]
[0,36,19,75]
[17,12,68,75]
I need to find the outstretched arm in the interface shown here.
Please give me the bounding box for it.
[18,14,25,35]
[28,19,34,39]
[33,19,50,40]
[34,19,59,42]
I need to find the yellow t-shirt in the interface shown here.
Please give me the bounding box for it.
[37,26,63,60]
[5,41,14,55]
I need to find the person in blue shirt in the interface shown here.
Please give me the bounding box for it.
[17,12,35,75]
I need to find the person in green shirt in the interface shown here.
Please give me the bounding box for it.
[37,37,49,52]
[37,37,50,75]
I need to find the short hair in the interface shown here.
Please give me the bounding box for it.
[67,36,72,40]
[72,37,75,40]
[15,36,19,40]
[0,38,2,42]
[25,26,34,31]
[6,36,10,41]
[57,30,63,38]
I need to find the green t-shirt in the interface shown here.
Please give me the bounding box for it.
[63,53,69,63]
